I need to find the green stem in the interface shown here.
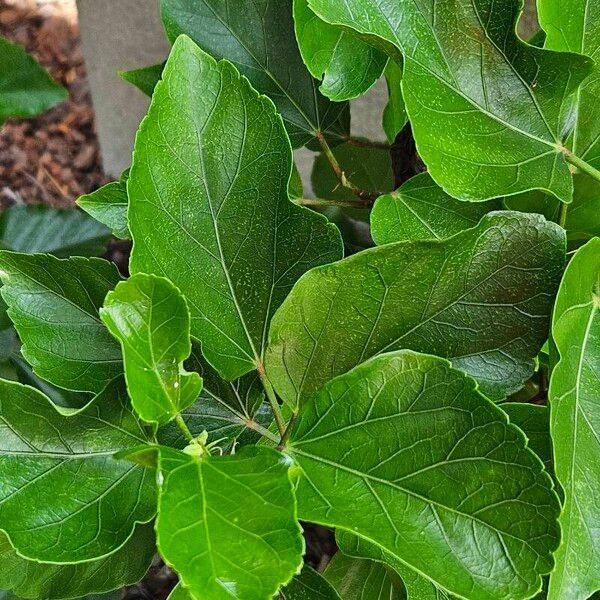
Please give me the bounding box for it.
[295,197,372,209]
[244,419,280,444]
[316,131,379,205]
[174,414,195,444]
[257,367,286,437]
[563,150,600,183]
[559,201,568,229]
[277,411,297,450]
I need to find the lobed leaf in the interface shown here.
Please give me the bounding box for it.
[0,378,156,563]
[0,252,122,393]
[156,446,303,600]
[306,0,593,202]
[547,237,600,599]
[287,351,560,600]
[101,274,202,425]
[160,0,349,148]
[128,36,342,381]
[266,211,565,405]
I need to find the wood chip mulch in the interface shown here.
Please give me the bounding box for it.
[0,0,108,209]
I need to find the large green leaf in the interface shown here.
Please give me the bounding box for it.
[547,237,600,599]
[287,351,560,600]
[279,565,341,600]
[160,0,349,148]
[0,36,66,124]
[101,274,202,425]
[382,60,407,144]
[0,378,156,563]
[266,212,565,405]
[324,551,403,600]
[307,0,593,202]
[0,205,111,257]
[539,0,600,170]
[77,171,130,240]
[129,36,342,381]
[293,0,386,101]
[0,253,122,393]
[156,446,303,600]
[371,173,502,244]
[0,524,155,600]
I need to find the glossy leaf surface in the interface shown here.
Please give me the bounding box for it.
[307,0,593,202]
[371,173,501,244]
[156,446,303,600]
[0,379,156,563]
[279,565,341,600]
[129,36,342,381]
[101,274,202,425]
[0,524,155,600]
[293,0,386,101]
[287,351,560,600]
[0,36,66,123]
[0,253,122,393]
[267,212,565,405]
[160,0,349,148]
[548,238,600,599]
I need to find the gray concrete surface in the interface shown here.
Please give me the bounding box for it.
[76,0,169,177]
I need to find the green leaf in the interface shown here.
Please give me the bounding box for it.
[306,0,593,202]
[266,212,565,405]
[160,0,349,148]
[120,63,164,97]
[336,531,451,600]
[289,163,305,200]
[101,274,202,425]
[77,172,130,240]
[382,60,407,144]
[156,446,303,600]
[501,403,552,473]
[0,205,111,257]
[0,524,155,600]
[0,252,123,393]
[287,350,560,600]
[0,36,66,124]
[279,565,341,600]
[293,0,386,101]
[547,237,600,599]
[129,36,342,381]
[324,550,404,600]
[371,173,502,244]
[539,0,600,170]
[312,142,393,202]
[167,584,191,600]
[0,378,156,563]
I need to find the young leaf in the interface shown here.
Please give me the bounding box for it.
[371,173,502,244]
[547,237,600,599]
[324,550,404,600]
[129,36,342,381]
[266,212,565,405]
[293,0,386,101]
[0,253,123,393]
[160,0,349,148]
[286,351,560,600]
[156,446,303,600]
[0,378,156,563]
[279,565,341,600]
[0,205,111,256]
[382,61,407,144]
[101,274,202,425]
[306,0,594,202]
[0,36,66,124]
[120,63,164,97]
[0,524,155,600]
[77,171,130,240]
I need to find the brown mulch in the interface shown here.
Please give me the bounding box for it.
[0,0,108,209]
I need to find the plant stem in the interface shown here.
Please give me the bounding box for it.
[244,419,280,444]
[559,201,569,229]
[316,131,379,205]
[295,197,373,209]
[257,365,286,437]
[345,136,390,150]
[174,414,195,444]
[563,150,600,183]
[277,411,297,450]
